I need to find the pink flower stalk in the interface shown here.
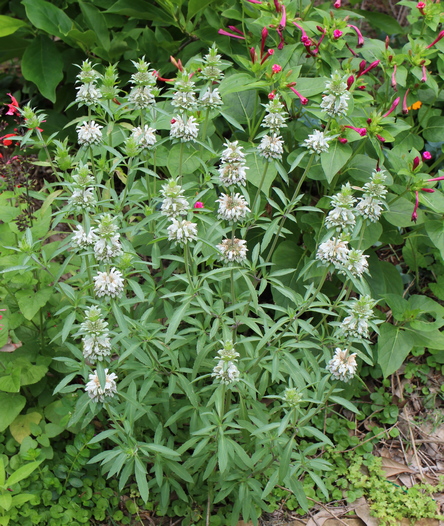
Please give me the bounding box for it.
[347,25,364,47]
[5,93,20,116]
[338,137,348,144]
[344,125,367,136]
[274,0,282,13]
[228,26,245,35]
[293,22,309,43]
[347,75,355,89]
[334,0,341,7]
[382,96,400,118]
[246,0,262,3]
[279,5,286,28]
[423,151,432,161]
[277,27,285,49]
[417,2,426,14]
[250,47,257,63]
[333,29,343,39]
[194,201,204,208]
[412,156,420,170]
[427,176,444,182]
[402,89,410,114]
[357,60,381,77]
[261,49,274,65]
[411,191,419,222]
[272,64,282,73]
[288,85,308,105]
[376,135,386,142]
[218,29,245,40]
[421,63,427,82]
[421,188,435,193]
[426,30,444,49]
[346,42,358,57]
[391,64,397,90]
[261,27,269,58]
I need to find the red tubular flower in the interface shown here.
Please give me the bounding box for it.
[423,151,432,161]
[421,63,427,82]
[194,201,204,208]
[261,27,269,58]
[382,96,400,118]
[344,125,367,136]
[333,29,343,39]
[402,89,410,114]
[274,0,282,13]
[421,188,435,193]
[347,75,355,90]
[170,56,183,71]
[288,85,308,105]
[218,28,245,39]
[412,156,420,170]
[376,134,386,142]
[426,30,444,49]
[338,137,348,144]
[427,176,444,182]
[5,93,20,116]
[391,64,397,90]
[272,64,282,73]
[347,24,364,47]
[246,0,262,3]
[279,5,286,28]
[411,191,419,222]
[154,71,175,82]
[261,49,274,65]
[357,60,381,77]
[250,47,257,63]
[334,0,341,7]
[293,22,308,42]
[0,133,16,146]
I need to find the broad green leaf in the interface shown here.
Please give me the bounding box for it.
[10,412,42,444]
[0,368,21,393]
[378,324,414,378]
[0,16,27,37]
[423,117,444,142]
[0,458,3,487]
[0,493,12,511]
[188,0,215,18]
[21,35,64,102]
[0,392,26,432]
[246,154,277,196]
[79,1,110,51]
[134,457,149,502]
[385,196,424,227]
[425,220,444,260]
[105,0,175,23]
[167,144,200,176]
[16,287,53,321]
[6,461,41,486]
[320,142,352,183]
[22,0,73,38]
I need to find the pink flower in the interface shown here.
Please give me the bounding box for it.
[333,0,341,7]
[261,49,274,65]
[423,151,432,161]
[391,64,397,90]
[246,0,262,3]
[412,156,420,170]
[402,89,410,114]
[417,1,426,14]
[421,63,427,82]
[347,75,355,89]
[357,60,381,78]
[288,84,308,105]
[347,25,364,47]
[194,201,204,209]
[218,29,245,40]
[382,97,400,118]
[268,91,276,100]
[279,5,286,28]
[5,93,20,116]
[272,64,282,73]
[426,30,444,49]
[333,29,343,39]
[344,125,367,136]
[261,27,269,58]
[250,47,257,63]
[338,138,348,144]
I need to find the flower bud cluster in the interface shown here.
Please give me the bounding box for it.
[212,341,240,385]
[68,164,97,210]
[79,306,112,363]
[320,71,350,117]
[128,58,158,108]
[258,95,286,160]
[339,295,376,339]
[316,236,369,277]
[75,60,102,106]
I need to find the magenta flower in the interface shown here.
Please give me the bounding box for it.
[333,29,343,39]
[357,60,381,77]
[412,191,419,223]
[218,29,245,40]
[277,27,285,49]
[402,89,410,114]
[261,49,274,65]
[274,0,282,12]
[246,0,262,3]
[412,156,420,170]
[279,5,286,28]
[423,151,432,161]
[347,75,355,90]
[421,63,427,82]
[382,97,400,118]
[334,0,341,7]
[426,30,444,49]
[272,64,282,73]
[261,27,269,58]
[5,93,20,116]
[338,137,348,144]
[288,84,308,105]
[347,25,364,47]
[344,125,367,136]
[391,64,397,90]
[194,201,204,209]
[250,47,257,64]
[417,1,426,14]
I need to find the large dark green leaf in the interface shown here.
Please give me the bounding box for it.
[79,1,110,51]
[22,0,73,38]
[0,392,26,432]
[423,117,444,142]
[0,15,28,37]
[15,287,53,321]
[321,141,352,183]
[425,220,444,259]
[21,35,64,102]
[378,324,414,378]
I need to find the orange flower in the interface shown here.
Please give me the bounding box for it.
[408,101,422,110]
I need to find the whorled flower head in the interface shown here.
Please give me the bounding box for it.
[218,162,248,186]
[325,207,356,231]
[170,116,199,142]
[316,237,349,266]
[341,249,369,277]
[69,188,96,210]
[76,60,101,84]
[131,125,157,149]
[200,44,224,81]
[167,219,198,244]
[85,368,118,402]
[330,183,356,209]
[76,83,102,106]
[71,164,95,188]
[174,70,195,91]
[83,335,112,363]
[362,170,388,199]
[77,121,103,146]
[94,235,123,262]
[283,387,303,408]
[212,360,240,385]
[220,141,246,163]
[326,348,357,382]
[128,86,156,108]
[216,341,240,362]
[199,88,223,109]
[303,130,331,154]
[355,196,384,222]
[161,196,190,218]
[216,238,248,264]
[80,306,108,336]
[258,134,284,160]
[96,214,119,239]
[93,268,125,298]
[71,224,98,249]
[130,58,157,86]
[262,112,287,132]
[216,193,250,222]
[320,93,349,117]
[171,91,197,110]
[340,295,376,338]
[325,71,348,96]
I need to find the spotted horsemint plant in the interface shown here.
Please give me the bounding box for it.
[327,348,358,382]
[85,369,118,402]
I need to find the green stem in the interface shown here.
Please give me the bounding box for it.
[251,161,270,215]
[178,141,184,182]
[36,129,60,180]
[183,243,194,291]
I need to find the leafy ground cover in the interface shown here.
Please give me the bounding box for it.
[0,0,444,524]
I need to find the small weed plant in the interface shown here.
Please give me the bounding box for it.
[1,0,444,523]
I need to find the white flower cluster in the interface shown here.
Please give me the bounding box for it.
[216,238,248,264]
[160,179,190,218]
[216,193,250,222]
[93,267,125,298]
[212,341,240,385]
[131,125,157,149]
[325,183,357,231]
[303,129,331,154]
[199,44,225,81]
[316,236,368,277]
[79,306,112,363]
[218,141,249,186]
[355,169,387,222]
[75,60,101,106]
[170,115,199,142]
[77,121,103,147]
[68,164,97,210]
[320,72,350,117]
[128,58,158,108]
[71,224,98,249]
[326,348,357,382]
[340,295,376,339]
[85,368,118,402]
[258,95,287,161]
[167,219,198,244]
[199,88,223,109]
[93,214,123,262]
